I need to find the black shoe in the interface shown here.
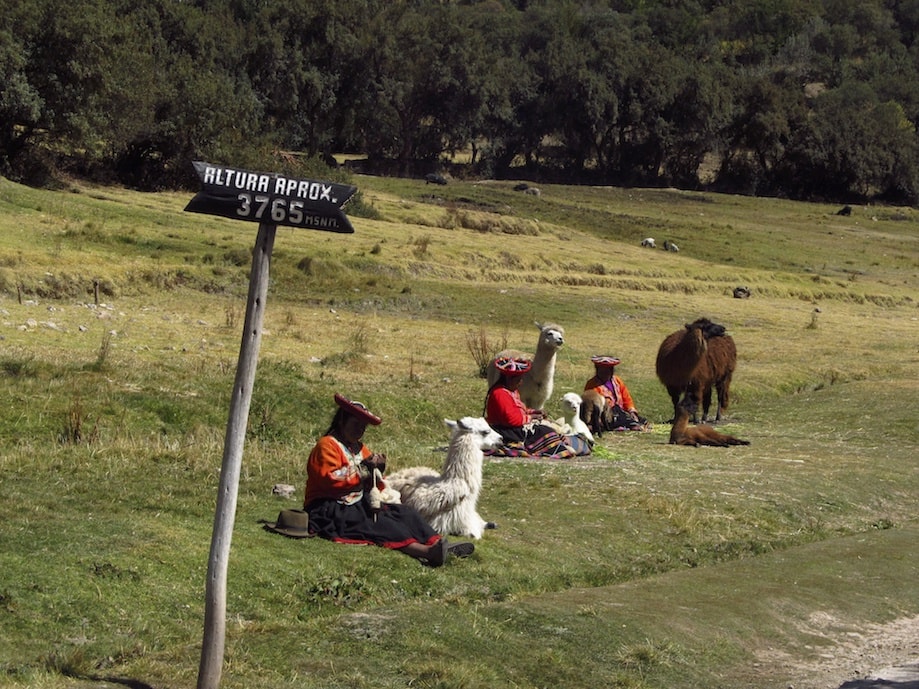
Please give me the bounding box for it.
[424,539,448,567]
[447,541,475,558]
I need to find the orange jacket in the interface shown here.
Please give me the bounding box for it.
[304,435,371,507]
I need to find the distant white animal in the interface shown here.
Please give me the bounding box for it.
[486,321,565,411]
[663,240,680,252]
[386,417,503,539]
[641,237,656,248]
[560,392,594,443]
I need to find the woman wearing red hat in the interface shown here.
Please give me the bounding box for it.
[484,357,589,457]
[304,393,473,567]
[583,356,648,431]
[485,357,546,441]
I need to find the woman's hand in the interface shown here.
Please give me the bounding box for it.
[363,452,387,472]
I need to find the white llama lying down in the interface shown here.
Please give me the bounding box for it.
[385,417,502,540]
[558,392,594,443]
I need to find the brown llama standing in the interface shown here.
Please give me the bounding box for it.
[669,398,749,447]
[655,318,725,422]
[690,332,737,423]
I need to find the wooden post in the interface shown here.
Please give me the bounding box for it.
[196,221,277,689]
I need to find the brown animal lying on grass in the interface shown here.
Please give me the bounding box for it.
[669,398,750,447]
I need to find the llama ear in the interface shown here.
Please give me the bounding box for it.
[534,320,543,329]
[444,419,458,430]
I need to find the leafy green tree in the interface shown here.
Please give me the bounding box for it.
[717,74,808,195]
[0,0,159,181]
[245,0,369,157]
[658,60,736,187]
[779,82,919,202]
[608,44,687,184]
[114,0,265,188]
[354,3,495,169]
[476,7,541,176]
[2,0,918,205]
[525,5,631,177]
[0,26,42,175]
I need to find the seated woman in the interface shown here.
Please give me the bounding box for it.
[484,357,590,458]
[583,355,649,431]
[304,393,473,567]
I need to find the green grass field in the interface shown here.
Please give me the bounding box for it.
[0,173,917,689]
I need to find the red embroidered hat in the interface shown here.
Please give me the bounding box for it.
[334,393,382,425]
[494,356,532,376]
[591,355,621,367]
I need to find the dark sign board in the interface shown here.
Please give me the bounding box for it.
[185,161,357,233]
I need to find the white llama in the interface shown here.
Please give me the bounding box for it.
[558,392,594,443]
[385,417,503,540]
[486,321,565,411]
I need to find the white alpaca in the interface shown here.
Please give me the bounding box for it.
[641,237,656,248]
[486,321,565,411]
[559,392,594,443]
[385,417,503,540]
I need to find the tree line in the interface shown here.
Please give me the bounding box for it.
[3,0,919,205]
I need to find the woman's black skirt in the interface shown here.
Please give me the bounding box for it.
[306,498,440,550]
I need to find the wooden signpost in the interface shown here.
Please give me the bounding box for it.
[186,162,356,689]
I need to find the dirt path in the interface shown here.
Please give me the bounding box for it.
[757,613,919,688]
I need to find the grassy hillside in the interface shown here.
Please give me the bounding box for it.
[0,174,917,689]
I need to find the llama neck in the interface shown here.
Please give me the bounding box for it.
[683,330,708,379]
[671,407,690,435]
[442,436,483,489]
[529,344,557,374]
[688,329,707,357]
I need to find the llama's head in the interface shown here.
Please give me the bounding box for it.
[445,417,503,451]
[686,317,726,339]
[560,392,582,421]
[534,321,565,350]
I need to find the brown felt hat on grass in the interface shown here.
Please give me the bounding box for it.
[264,509,312,539]
[334,393,382,425]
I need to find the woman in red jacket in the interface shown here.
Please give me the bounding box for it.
[304,393,473,567]
[484,357,591,457]
[485,358,543,440]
